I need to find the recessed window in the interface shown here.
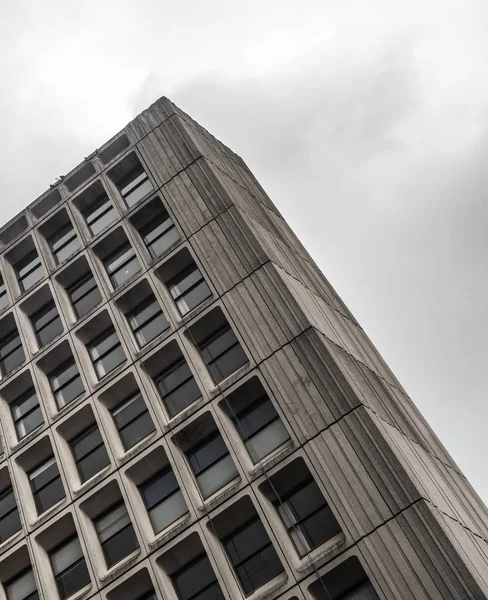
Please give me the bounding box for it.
[187,431,238,499]
[15,251,44,293]
[169,266,211,316]
[189,312,248,384]
[48,222,80,265]
[127,295,169,348]
[308,557,380,600]
[82,193,117,236]
[110,155,153,208]
[31,300,63,348]
[139,467,187,534]
[226,381,290,463]
[5,567,39,600]
[29,456,65,515]
[131,199,180,258]
[0,485,21,543]
[88,327,126,379]
[49,357,84,409]
[172,554,224,600]
[71,424,110,484]
[104,240,141,288]
[11,387,44,441]
[95,502,139,568]
[67,270,102,319]
[277,478,341,556]
[0,275,9,312]
[0,326,24,377]
[155,357,200,417]
[223,516,283,595]
[111,392,155,451]
[49,536,90,600]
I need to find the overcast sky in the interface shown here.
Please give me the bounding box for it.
[2,1,487,501]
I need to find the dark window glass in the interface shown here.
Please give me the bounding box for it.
[88,328,126,379]
[67,271,102,319]
[15,251,44,292]
[140,209,179,258]
[155,358,201,417]
[71,425,110,483]
[136,593,157,600]
[173,554,224,600]
[337,582,379,600]
[83,194,117,236]
[111,393,155,451]
[31,301,63,347]
[0,276,9,311]
[168,266,211,316]
[95,503,138,568]
[50,536,90,600]
[224,517,283,595]
[11,387,44,440]
[139,467,187,534]
[29,456,65,515]
[127,296,169,348]
[232,395,290,463]
[0,329,24,376]
[0,487,21,543]
[49,358,84,409]
[188,433,238,499]
[276,478,341,556]
[104,242,141,288]
[5,568,39,600]
[118,165,153,208]
[198,325,248,384]
[49,223,80,265]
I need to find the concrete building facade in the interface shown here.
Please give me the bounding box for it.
[0,97,486,600]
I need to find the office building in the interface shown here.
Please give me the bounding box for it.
[0,97,486,600]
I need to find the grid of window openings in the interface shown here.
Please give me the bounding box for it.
[0,123,382,600]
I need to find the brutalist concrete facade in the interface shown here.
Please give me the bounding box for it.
[0,97,485,600]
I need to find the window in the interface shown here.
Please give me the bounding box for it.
[336,582,378,600]
[29,456,65,515]
[172,554,224,600]
[309,557,380,600]
[0,275,9,311]
[0,328,24,377]
[136,593,157,600]
[127,296,169,348]
[71,425,110,483]
[132,200,180,258]
[155,357,201,417]
[0,486,21,543]
[168,266,211,316]
[139,467,187,534]
[104,241,141,288]
[95,503,139,568]
[15,251,44,293]
[49,358,84,409]
[224,517,283,595]
[187,433,238,499]
[82,193,117,236]
[111,393,155,451]
[117,164,153,208]
[49,536,90,599]
[5,568,39,600]
[276,478,341,556]
[11,388,44,440]
[67,271,102,319]
[231,394,289,463]
[197,325,248,384]
[31,301,63,347]
[88,327,126,379]
[48,223,79,265]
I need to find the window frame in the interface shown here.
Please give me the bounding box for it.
[94,502,139,568]
[0,328,24,377]
[66,271,102,319]
[0,275,9,311]
[117,164,153,208]
[87,327,126,380]
[28,455,65,515]
[103,241,141,288]
[198,325,248,384]
[167,265,211,316]
[155,357,201,417]
[49,357,84,409]
[127,295,169,348]
[31,300,63,348]
[49,535,91,600]
[111,392,155,451]
[70,424,111,484]
[48,222,79,265]
[82,194,117,236]
[11,387,44,441]
[172,553,224,600]
[15,251,44,293]
[5,567,39,600]
[139,208,179,258]
[0,485,21,544]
